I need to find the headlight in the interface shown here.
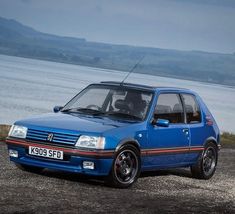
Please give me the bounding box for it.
[75,135,105,149]
[8,125,28,139]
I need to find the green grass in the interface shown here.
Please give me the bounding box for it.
[0,124,234,148]
[220,132,235,148]
[0,124,10,141]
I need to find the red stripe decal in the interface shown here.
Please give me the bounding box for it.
[189,147,204,151]
[141,147,204,155]
[6,139,204,157]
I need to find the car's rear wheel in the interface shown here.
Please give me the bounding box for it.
[15,163,44,173]
[191,142,218,179]
[107,144,141,188]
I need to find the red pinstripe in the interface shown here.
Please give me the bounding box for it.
[6,139,204,157]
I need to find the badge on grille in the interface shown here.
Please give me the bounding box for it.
[47,133,54,142]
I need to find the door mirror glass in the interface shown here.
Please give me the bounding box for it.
[53,106,63,113]
[156,118,169,127]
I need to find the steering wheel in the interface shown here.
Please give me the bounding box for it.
[86,104,102,111]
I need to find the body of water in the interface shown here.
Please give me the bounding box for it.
[0,54,234,133]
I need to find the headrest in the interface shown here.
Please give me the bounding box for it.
[114,99,131,111]
[137,100,147,109]
[185,104,193,113]
[173,104,183,113]
[155,105,172,114]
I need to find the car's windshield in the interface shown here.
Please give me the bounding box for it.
[61,85,153,121]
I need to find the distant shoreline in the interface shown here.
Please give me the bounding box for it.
[1,53,235,90]
[1,16,235,87]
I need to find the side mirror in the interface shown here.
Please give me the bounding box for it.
[53,106,63,113]
[156,119,169,127]
[152,118,169,127]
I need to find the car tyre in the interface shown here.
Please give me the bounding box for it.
[107,144,141,188]
[191,142,218,179]
[15,163,44,173]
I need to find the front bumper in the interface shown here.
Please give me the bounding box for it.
[6,138,115,176]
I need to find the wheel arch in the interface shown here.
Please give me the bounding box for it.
[115,138,141,153]
[107,138,142,188]
[203,136,220,150]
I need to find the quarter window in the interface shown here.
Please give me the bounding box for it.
[182,94,201,123]
[154,93,184,124]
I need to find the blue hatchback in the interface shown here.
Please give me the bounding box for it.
[6,81,220,188]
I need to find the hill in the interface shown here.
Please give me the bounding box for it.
[0,16,235,86]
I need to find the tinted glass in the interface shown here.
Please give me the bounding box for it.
[182,94,201,123]
[154,93,184,124]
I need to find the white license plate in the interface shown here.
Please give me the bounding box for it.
[29,146,63,160]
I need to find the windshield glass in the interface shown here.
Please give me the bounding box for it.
[62,85,153,121]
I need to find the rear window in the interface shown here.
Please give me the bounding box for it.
[182,94,201,124]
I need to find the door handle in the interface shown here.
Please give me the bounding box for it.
[183,128,189,135]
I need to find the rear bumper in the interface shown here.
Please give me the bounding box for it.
[6,138,114,176]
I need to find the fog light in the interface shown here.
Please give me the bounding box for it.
[9,149,18,158]
[83,161,94,170]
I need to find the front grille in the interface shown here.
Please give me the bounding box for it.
[26,128,79,146]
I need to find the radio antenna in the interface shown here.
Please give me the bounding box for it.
[120,55,145,85]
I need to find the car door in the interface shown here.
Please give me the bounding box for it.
[147,93,190,168]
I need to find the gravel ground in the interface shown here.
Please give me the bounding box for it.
[0,141,234,214]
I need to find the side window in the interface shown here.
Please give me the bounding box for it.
[154,93,184,124]
[182,94,201,124]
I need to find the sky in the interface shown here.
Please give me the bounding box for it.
[0,0,235,53]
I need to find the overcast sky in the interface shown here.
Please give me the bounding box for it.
[0,0,235,53]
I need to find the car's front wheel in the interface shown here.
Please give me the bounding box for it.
[191,142,218,179]
[15,163,44,174]
[108,144,141,188]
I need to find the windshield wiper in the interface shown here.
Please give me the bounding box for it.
[61,108,75,112]
[61,108,141,121]
[76,108,105,115]
[62,107,104,115]
[106,112,142,121]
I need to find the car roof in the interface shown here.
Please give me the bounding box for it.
[99,81,195,94]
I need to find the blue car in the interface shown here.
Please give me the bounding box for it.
[6,81,220,188]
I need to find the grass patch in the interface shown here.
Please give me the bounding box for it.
[220,132,235,148]
[0,124,234,148]
[0,124,11,141]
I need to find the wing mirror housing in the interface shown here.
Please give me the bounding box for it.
[53,106,63,113]
[151,118,169,127]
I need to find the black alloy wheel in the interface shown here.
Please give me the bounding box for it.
[108,144,141,188]
[191,142,218,179]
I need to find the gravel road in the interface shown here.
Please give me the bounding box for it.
[0,141,234,214]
